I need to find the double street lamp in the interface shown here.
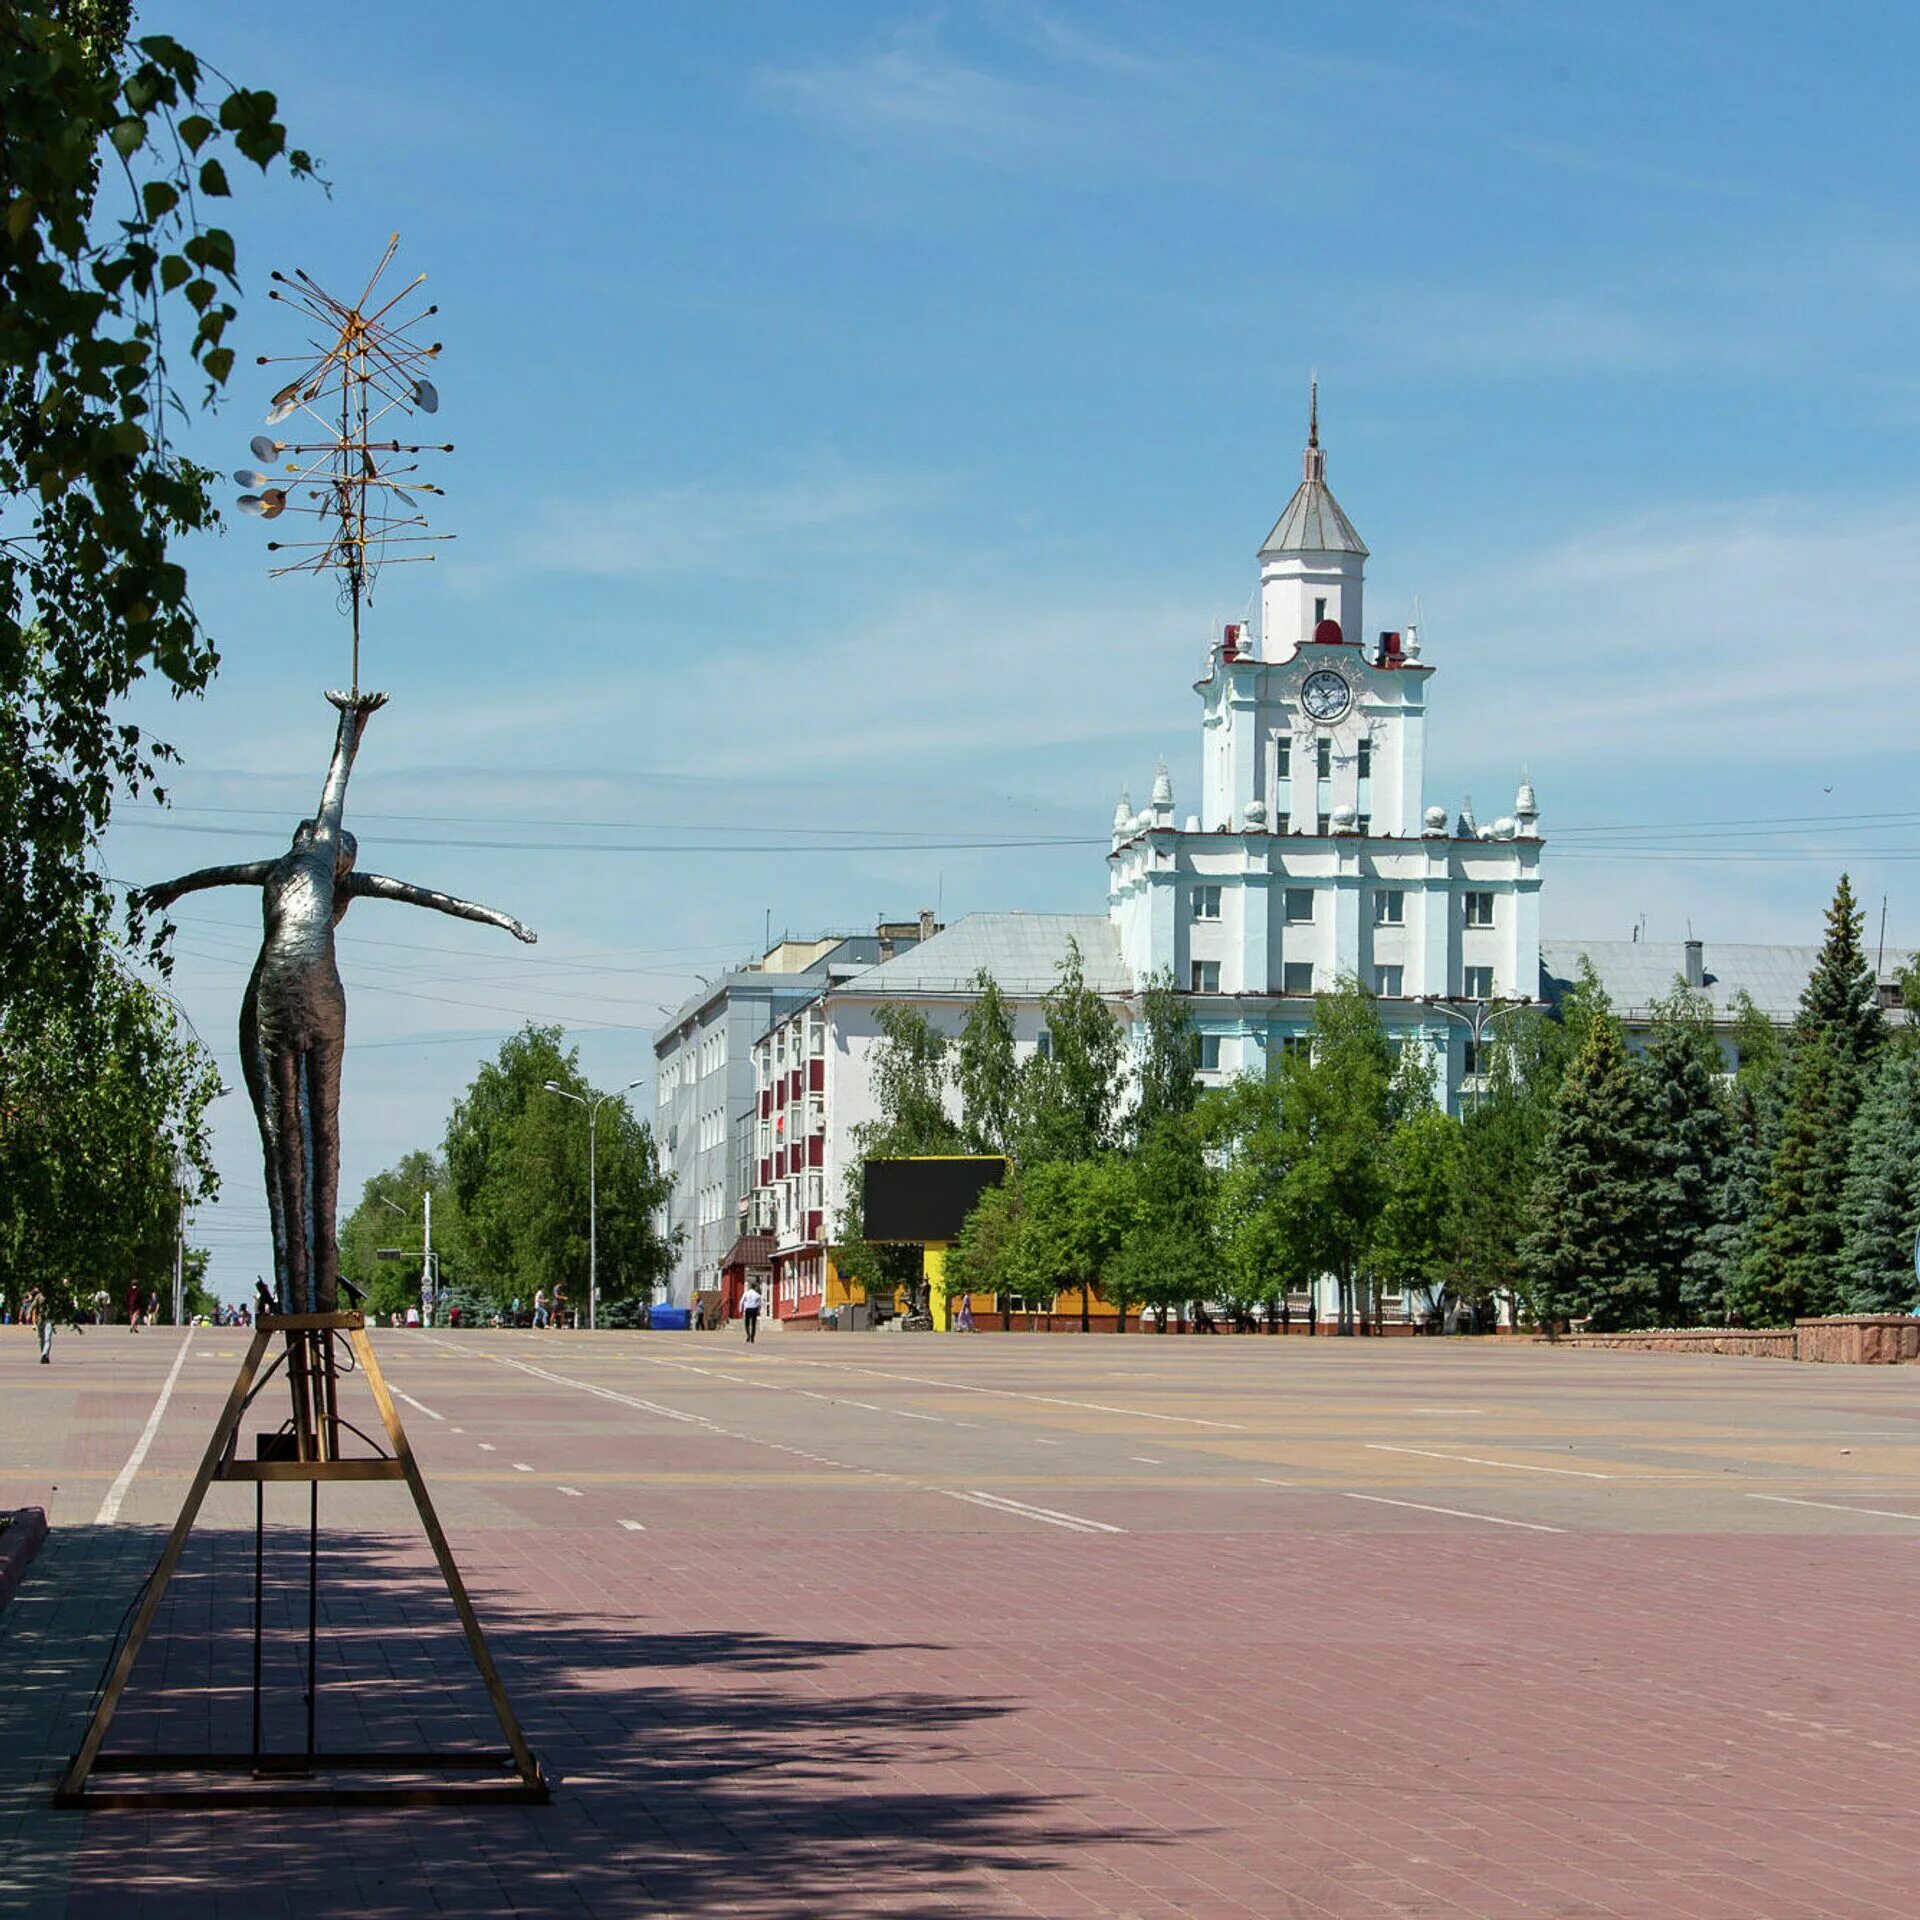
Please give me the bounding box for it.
[542,1078,644,1332]
[1417,995,1543,1115]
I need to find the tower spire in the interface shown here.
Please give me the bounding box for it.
[1302,379,1326,483]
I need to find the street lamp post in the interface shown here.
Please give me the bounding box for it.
[543,1078,644,1332]
[1417,995,1542,1116]
[378,1191,440,1324]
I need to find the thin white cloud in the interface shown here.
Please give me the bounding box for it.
[513,467,939,581]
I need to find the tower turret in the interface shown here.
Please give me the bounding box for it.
[1258,383,1368,661]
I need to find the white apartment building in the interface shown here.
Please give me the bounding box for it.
[652,918,933,1305]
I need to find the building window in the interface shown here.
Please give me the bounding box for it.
[1316,737,1332,778]
[1316,813,1331,835]
[1190,961,1220,994]
[1313,596,1327,624]
[1284,888,1314,923]
[1196,1033,1222,1072]
[1192,885,1222,921]
[1035,1029,1053,1059]
[1463,891,1495,928]
[1357,738,1371,777]
[1356,814,1371,834]
[1283,961,1314,995]
[1276,738,1291,778]
[1375,964,1403,997]
[1375,890,1405,925]
[1463,1038,1483,1077]
[1275,811,1290,834]
[1464,966,1495,1000]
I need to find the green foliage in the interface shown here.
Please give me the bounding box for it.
[1204,1074,1304,1324]
[1794,874,1885,1068]
[2,6,314,1001]
[831,1004,962,1311]
[1521,1011,1659,1331]
[1372,1105,1466,1318]
[1639,981,1733,1325]
[338,1148,466,1320]
[443,1025,674,1311]
[0,944,220,1324]
[1015,939,1124,1162]
[1733,1031,1851,1324]
[1278,980,1396,1330]
[1131,968,1198,1140]
[1738,879,1886,1325]
[1108,1113,1215,1327]
[1836,1048,1920,1312]
[953,972,1018,1154]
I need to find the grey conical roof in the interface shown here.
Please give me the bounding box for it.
[1260,384,1368,559]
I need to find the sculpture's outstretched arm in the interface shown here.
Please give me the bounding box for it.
[316,688,388,836]
[140,861,275,911]
[342,872,537,943]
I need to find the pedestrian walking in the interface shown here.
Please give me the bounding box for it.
[956,1293,975,1332]
[552,1282,569,1330]
[740,1281,762,1344]
[125,1280,144,1330]
[532,1287,549,1330]
[25,1288,53,1363]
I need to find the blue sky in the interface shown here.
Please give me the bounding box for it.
[115,2,1920,1296]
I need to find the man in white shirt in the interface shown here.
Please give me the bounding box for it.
[739,1282,762,1344]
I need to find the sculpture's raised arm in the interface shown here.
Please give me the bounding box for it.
[316,688,388,837]
[139,861,275,912]
[341,871,537,944]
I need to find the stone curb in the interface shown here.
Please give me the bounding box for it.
[0,1507,49,1613]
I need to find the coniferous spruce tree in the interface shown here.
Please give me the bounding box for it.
[1835,1048,1920,1312]
[1733,1032,1851,1323]
[1713,992,1786,1317]
[1740,876,1886,1320]
[1639,982,1732,1325]
[1521,1013,1657,1331]
[1795,873,1886,1068]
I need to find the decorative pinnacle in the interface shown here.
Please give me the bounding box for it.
[1303,379,1326,483]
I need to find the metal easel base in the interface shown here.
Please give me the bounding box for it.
[55,1312,549,1808]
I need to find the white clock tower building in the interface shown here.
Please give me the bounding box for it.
[1108,391,1543,1107]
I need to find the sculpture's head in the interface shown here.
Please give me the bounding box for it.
[289,820,359,880]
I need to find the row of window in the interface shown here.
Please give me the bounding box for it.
[1191,886,1496,927]
[697,1108,726,1153]
[1189,960,1499,998]
[1192,1020,1502,1076]
[1276,738,1372,779]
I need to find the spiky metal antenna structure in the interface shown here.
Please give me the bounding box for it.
[234,235,453,693]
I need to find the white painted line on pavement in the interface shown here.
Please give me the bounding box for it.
[97,1329,196,1526]
[949,1490,1125,1534]
[1342,1493,1563,1533]
[391,1388,443,1421]
[618,1519,647,1530]
[1129,1456,1162,1465]
[450,1426,465,1434]
[1367,1443,1612,1479]
[895,1410,944,1422]
[740,1354,1250,1429]
[478,1442,496,1451]
[513,1462,534,1472]
[557,1485,584,1497]
[1254,1476,1296,1486]
[1747,1494,1920,1521]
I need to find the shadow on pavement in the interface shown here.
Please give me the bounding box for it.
[0,1523,1152,1918]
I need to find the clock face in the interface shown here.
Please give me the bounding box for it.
[1300,669,1352,724]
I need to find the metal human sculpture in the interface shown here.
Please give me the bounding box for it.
[143,691,535,1311]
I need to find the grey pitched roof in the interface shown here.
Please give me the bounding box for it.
[1541,939,1915,1024]
[1260,478,1368,558]
[832,913,1131,1001]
